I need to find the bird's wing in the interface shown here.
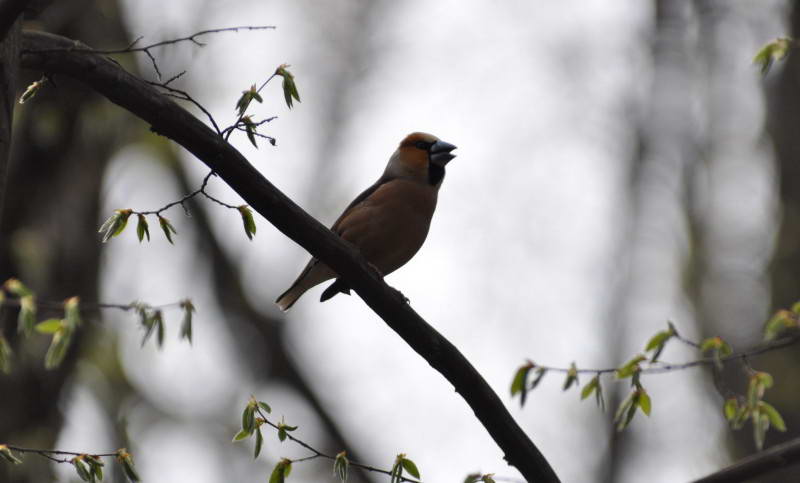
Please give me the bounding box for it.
[330,175,391,233]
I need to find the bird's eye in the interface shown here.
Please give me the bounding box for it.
[414,141,431,150]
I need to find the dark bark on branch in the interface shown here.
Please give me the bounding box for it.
[0,0,29,41]
[693,436,800,483]
[0,1,23,227]
[19,31,559,482]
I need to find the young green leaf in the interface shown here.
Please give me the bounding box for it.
[258,401,272,414]
[530,367,547,391]
[747,371,774,410]
[235,85,263,117]
[510,361,533,406]
[254,427,264,458]
[755,371,774,389]
[242,116,259,148]
[0,335,12,374]
[179,299,195,343]
[615,354,646,379]
[73,456,92,482]
[237,205,257,240]
[19,77,47,104]
[580,375,599,401]
[700,336,721,353]
[235,89,249,117]
[400,457,421,479]
[140,310,164,348]
[759,401,787,432]
[700,336,733,356]
[158,215,177,244]
[0,445,22,464]
[64,296,82,328]
[724,398,738,422]
[35,318,63,334]
[390,454,405,483]
[86,455,104,481]
[45,326,74,369]
[644,328,673,351]
[98,209,132,243]
[563,362,579,391]
[116,449,140,482]
[334,451,349,481]
[136,214,150,242]
[638,390,652,416]
[614,391,636,431]
[763,309,797,341]
[275,64,301,109]
[232,429,251,442]
[753,37,793,75]
[747,376,760,408]
[18,295,36,336]
[732,404,750,430]
[154,310,165,348]
[4,278,32,297]
[242,403,256,435]
[644,325,675,362]
[139,309,155,346]
[277,422,297,443]
[753,410,769,451]
[595,377,606,411]
[464,474,496,483]
[269,459,292,483]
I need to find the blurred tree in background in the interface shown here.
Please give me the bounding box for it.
[2,1,800,482]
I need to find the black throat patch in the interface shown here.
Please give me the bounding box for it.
[428,162,446,185]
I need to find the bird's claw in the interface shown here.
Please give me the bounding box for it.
[368,262,384,278]
[393,288,410,304]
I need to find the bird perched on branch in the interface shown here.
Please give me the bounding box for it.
[275,132,457,311]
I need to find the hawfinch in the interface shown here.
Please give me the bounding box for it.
[275,132,457,311]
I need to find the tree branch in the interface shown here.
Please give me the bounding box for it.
[0,0,30,42]
[19,31,560,482]
[0,0,26,234]
[693,435,800,483]
[522,333,800,376]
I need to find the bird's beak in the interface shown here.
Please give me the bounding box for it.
[429,140,457,165]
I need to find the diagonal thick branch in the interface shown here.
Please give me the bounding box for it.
[19,31,559,482]
[692,435,800,483]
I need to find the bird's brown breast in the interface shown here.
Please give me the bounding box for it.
[333,178,438,275]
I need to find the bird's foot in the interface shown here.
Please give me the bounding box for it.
[367,262,385,278]
[392,287,410,304]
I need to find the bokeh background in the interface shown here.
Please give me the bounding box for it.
[1,0,799,481]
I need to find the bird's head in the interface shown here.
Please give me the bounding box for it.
[386,132,457,186]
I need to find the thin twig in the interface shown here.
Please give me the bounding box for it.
[94,26,277,53]
[0,296,184,313]
[531,332,800,376]
[673,330,702,349]
[148,81,222,135]
[5,445,117,464]
[254,407,422,483]
[223,75,280,141]
[21,26,276,80]
[132,170,239,216]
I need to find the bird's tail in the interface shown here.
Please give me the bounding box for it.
[275,279,310,312]
[275,260,334,311]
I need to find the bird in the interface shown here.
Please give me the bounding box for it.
[275,132,457,311]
